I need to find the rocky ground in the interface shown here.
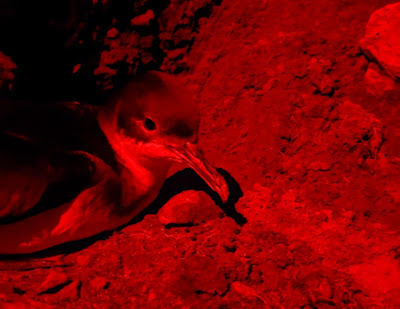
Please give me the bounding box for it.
[1,0,400,308]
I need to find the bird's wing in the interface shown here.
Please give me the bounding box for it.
[0,101,124,254]
[0,100,121,217]
[0,134,94,221]
[0,150,123,255]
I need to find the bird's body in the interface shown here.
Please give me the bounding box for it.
[0,72,229,255]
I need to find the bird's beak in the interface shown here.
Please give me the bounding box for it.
[167,143,229,203]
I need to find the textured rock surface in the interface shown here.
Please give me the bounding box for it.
[360,2,400,81]
[158,190,221,225]
[0,0,222,99]
[364,62,400,98]
[1,0,400,308]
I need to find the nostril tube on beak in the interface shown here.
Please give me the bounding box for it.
[167,143,229,203]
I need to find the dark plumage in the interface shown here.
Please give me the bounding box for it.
[0,71,229,254]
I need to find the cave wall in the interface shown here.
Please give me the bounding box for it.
[0,0,221,102]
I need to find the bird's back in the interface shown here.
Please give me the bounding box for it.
[0,101,115,163]
[0,101,117,222]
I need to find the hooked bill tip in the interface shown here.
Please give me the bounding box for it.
[168,143,229,203]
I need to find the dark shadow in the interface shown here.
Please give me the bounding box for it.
[0,168,245,260]
[130,168,246,225]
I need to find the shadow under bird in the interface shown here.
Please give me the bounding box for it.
[0,71,231,255]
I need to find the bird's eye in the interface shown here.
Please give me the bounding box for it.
[144,118,157,131]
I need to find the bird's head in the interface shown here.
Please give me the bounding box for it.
[98,71,229,203]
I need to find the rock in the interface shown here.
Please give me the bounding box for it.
[54,280,81,302]
[313,75,335,96]
[317,278,333,300]
[160,48,189,73]
[158,190,221,225]
[94,32,141,87]
[139,35,155,49]
[364,63,400,97]
[342,210,356,221]
[308,161,332,171]
[89,277,109,290]
[72,63,81,74]
[130,9,155,27]
[0,52,17,93]
[106,27,119,39]
[231,281,266,305]
[288,288,309,308]
[165,48,187,61]
[133,0,150,15]
[307,57,336,96]
[170,256,228,296]
[360,2,400,81]
[0,298,55,309]
[76,254,91,267]
[36,270,70,295]
[157,0,217,71]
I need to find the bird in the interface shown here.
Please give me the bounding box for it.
[0,71,229,255]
